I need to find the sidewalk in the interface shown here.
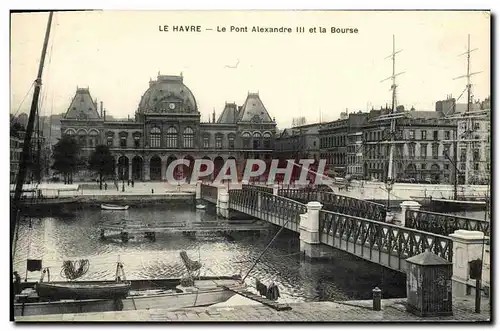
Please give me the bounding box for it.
[15,296,490,322]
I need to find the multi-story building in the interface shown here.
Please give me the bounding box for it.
[60,74,277,181]
[275,123,321,160]
[456,98,490,185]
[435,95,491,185]
[9,121,46,184]
[319,112,368,178]
[364,109,457,184]
[10,133,23,184]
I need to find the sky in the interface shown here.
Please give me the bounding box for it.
[10,10,491,129]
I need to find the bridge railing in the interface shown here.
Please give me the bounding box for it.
[278,188,387,222]
[406,209,490,237]
[229,189,306,232]
[319,209,453,262]
[241,184,274,195]
[200,183,218,201]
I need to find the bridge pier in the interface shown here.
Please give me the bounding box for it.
[299,201,325,260]
[449,230,490,298]
[399,201,421,226]
[217,185,230,219]
[273,184,279,196]
[195,180,202,204]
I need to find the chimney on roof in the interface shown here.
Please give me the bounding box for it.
[103,109,106,121]
[100,101,103,117]
[212,108,216,123]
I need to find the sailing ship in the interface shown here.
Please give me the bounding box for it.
[415,35,490,213]
[321,35,490,211]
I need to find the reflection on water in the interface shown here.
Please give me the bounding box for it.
[13,205,406,303]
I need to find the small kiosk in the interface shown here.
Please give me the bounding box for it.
[406,250,453,317]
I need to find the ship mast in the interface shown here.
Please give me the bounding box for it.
[380,35,404,208]
[11,12,53,243]
[453,34,481,185]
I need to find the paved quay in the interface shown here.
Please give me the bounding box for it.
[15,296,490,322]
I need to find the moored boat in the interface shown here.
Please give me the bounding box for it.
[101,204,129,210]
[14,276,243,317]
[36,281,131,300]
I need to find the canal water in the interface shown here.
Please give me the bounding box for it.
[13,204,407,303]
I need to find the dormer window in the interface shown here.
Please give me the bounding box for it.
[251,115,261,123]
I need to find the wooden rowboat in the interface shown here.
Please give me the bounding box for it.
[101,204,129,210]
[36,281,131,300]
[15,277,243,317]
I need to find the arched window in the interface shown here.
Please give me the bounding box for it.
[263,132,272,149]
[150,127,161,148]
[88,130,99,148]
[252,132,262,149]
[77,130,87,147]
[242,132,251,149]
[183,127,194,148]
[166,127,178,148]
[64,129,76,136]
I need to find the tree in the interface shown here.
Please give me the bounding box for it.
[88,145,115,190]
[51,136,80,184]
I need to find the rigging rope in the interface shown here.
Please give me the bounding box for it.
[11,82,35,122]
[60,259,90,280]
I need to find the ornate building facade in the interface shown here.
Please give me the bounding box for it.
[60,74,277,181]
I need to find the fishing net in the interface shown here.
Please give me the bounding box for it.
[60,259,90,280]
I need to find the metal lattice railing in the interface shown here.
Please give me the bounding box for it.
[241,184,274,195]
[406,209,490,237]
[278,188,387,222]
[319,210,453,262]
[229,189,306,232]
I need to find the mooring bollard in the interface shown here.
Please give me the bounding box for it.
[372,287,382,311]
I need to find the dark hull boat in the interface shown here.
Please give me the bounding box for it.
[416,197,488,212]
[35,281,131,300]
[14,276,243,317]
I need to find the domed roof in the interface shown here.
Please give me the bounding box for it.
[138,74,198,114]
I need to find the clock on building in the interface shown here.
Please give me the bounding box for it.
[169,103,176,110]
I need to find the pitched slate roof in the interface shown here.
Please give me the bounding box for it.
[238,93,273,123]
[64,88,100,120]
[217,102,240,124]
